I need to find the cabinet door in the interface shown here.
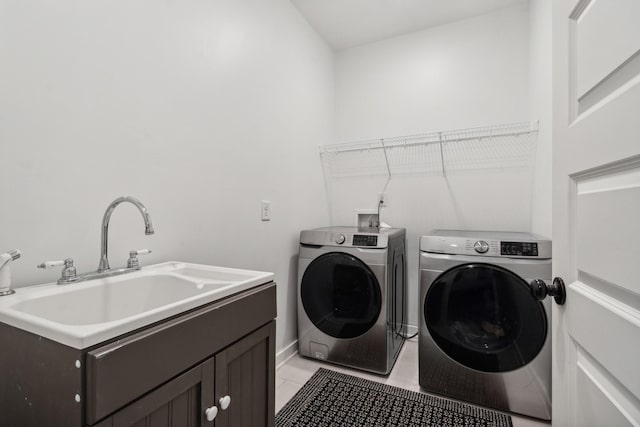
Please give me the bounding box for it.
[214,321,275,427]
[96,359,214,427]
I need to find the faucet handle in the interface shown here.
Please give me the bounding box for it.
[38,258,78,284]
[1,249,21,266]
[128,249,152,269]
[0,249,22,296]
[6,249,21,261]
[37,260,65,269]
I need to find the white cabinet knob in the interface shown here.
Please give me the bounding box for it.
[219,395,231,410]
[205,405,218,422]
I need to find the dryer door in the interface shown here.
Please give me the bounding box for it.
[301,252,382,339]
[424,263,547,373]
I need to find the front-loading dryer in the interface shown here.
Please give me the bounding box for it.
[298,226,406,375]
[419,230,552,420]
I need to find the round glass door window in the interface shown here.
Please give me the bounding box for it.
[301,252,382,339]
[424,263,547,373]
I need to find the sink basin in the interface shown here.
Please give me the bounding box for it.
[171,267,256,283]
[13,275,221,326]
[0,262,274,348]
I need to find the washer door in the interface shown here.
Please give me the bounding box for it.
[301,252,382,339]
[424,263,547,373]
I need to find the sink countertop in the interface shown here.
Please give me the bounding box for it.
[0,262,274,349]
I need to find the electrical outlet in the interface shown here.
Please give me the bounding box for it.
[378,192,387,207]
[261,200,271,221]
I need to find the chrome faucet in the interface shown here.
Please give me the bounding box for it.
[0,249,21,296]
[98,196,154,272]
[38,196,154,284]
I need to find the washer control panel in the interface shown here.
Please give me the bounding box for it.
[473,240,490,253]
[464,239,499,255]
[353,234,378,247]
[501,241,539,257]
[300,228,393,249]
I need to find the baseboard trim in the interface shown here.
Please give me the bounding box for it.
[276,340,298,369]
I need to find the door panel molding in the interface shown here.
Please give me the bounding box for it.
[575,188,640,293]
[574,0,640,97]
[577,271,640,315]
[571,156,640,297]
[570,154,640,184]
[567,283,640,398]
[574,344,640,426]
[576,163,640,195]
[577,50,640,115]
[569,0,640,119]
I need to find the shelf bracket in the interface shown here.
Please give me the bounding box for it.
[438,132,445,177]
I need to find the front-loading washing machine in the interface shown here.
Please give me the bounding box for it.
[419,230,552,420]
[298,226,406,375]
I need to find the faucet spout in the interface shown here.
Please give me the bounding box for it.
[98,196,154,273]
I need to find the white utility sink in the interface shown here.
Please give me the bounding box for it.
[0,262,274,349]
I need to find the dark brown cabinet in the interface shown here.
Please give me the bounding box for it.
[98,358,214,427]
[214,323,275,427]
[0,282,276,427]
[96,321,275,427]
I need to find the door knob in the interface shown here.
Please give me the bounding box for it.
[205,405,218,421]
[530,277,566,305]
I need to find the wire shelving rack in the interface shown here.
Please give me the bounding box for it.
[320,122,539,179]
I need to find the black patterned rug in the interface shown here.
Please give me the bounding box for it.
[276,368,513,427]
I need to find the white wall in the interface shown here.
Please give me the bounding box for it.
[332,4,532,329]
[0,0,333,352]
[335,3,531,141]
[528,0,553,239]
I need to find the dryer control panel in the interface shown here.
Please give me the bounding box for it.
[420,233,552,259]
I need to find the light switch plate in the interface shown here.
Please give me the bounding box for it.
[261,200,271,221]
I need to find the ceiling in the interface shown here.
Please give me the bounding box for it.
[291,0,528,50]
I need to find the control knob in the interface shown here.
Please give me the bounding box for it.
[474,240,489,253]
[335,234,346,245]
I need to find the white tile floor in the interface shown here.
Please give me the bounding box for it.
[276,338,549,427]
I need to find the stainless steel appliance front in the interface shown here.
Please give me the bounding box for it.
[419,230,552,420]
[297,227,406,375]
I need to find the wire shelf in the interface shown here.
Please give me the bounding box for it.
[320,122,538,178]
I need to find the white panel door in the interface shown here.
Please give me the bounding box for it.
[552,0,640,426]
